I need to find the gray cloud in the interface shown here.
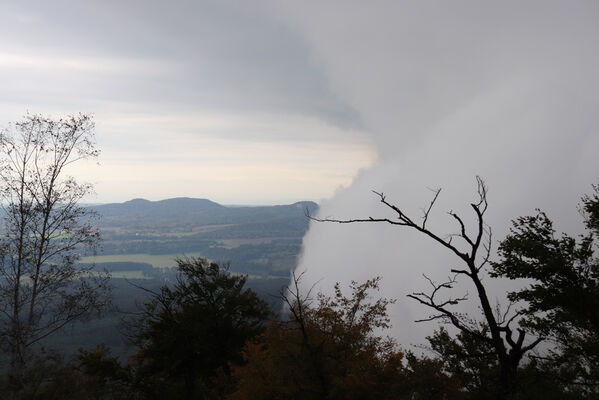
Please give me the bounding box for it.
[0,0,361,135]
[277,1,599,155]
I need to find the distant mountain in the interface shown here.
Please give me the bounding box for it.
[90,197,318,231]
[93,197,224,218]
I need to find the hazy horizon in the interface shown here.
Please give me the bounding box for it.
[83,195,319,207]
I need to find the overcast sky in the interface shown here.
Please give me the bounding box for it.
[0,0,374,204]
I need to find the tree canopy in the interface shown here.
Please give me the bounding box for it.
[492,184,599,391]
[230,274,414,400]
[127,256,271,399]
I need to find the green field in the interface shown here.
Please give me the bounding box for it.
[79,252,205,269]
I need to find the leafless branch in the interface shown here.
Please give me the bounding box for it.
[421,187,441,229]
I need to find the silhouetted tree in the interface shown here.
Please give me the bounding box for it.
[127,256,271,399]
[0,114,110,387]
[492,183,599,394]
[424,325,581,400]
[426,326,498,397]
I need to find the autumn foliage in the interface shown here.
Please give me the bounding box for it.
[229,276,465,400]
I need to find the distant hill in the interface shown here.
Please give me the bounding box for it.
[90,197,318,233]
[92,197,223,218]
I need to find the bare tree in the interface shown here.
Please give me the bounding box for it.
[0,114,110,378]
[310,177,542,399]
